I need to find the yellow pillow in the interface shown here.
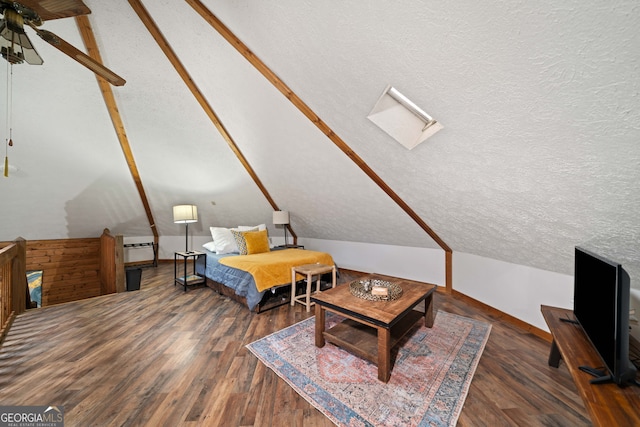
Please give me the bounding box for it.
[244,229,270,255]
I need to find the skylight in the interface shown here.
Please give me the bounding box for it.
[367,85,443,150]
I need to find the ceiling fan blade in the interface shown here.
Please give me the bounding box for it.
[16,0,91,21]
[33,27,125,86]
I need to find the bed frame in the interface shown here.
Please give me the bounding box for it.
[206,270,337,313]
[205,278,291,313]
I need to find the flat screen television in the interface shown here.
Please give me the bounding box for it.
[573,246,637,386]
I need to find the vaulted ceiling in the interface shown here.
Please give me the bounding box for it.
[0,0,638,278]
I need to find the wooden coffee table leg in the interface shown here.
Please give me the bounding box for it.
[424,293,434,328]
[315,304,325,347]
[377,327,391,382]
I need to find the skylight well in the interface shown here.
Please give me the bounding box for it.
[367,85,443,150]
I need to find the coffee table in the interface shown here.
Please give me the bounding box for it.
[311,274,436,382]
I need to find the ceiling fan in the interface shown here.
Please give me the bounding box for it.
[0,0,125,86]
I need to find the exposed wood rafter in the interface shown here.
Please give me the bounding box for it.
[127,0,297,244]
[186,0,453,292]
[75,15,158,243]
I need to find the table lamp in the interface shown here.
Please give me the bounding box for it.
[173,205,198,252]
[272,210,290,247]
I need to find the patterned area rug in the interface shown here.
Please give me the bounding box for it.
[247,310,491,427]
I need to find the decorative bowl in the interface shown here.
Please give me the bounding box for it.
[349,279,403,301]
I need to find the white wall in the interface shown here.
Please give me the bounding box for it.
[123,236,156,264]
[125,235,208,263]
[300,238,445,286]
[454,252,574,333]
[298,238,575,333]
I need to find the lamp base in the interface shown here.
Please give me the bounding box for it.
[184,223,190,253]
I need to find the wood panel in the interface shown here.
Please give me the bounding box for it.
[0,238,26,347]
[99,229,124,294]
[25,238,102,306]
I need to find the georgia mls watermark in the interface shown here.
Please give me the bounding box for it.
[0,406,64,427]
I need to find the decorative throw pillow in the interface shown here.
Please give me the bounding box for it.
[202,241,216,252]
[244,230,270,255]
[231,228,256,255]
[209,227,239,254]
[237,223,267,232]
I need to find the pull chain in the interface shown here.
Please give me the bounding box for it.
[4,61,12,177]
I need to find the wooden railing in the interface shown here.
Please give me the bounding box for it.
[0,232,125,344]
[100,229,125,294]
[0,237,27,345]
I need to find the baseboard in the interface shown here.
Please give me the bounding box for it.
[452,289,552,342]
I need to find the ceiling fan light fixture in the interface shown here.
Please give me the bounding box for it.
[0,9,43,65]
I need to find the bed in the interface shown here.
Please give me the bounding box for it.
[195,247,336,312]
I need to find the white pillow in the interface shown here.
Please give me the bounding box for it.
[202,241,216,252]
[237,223,267,231]
[209,227,239,254]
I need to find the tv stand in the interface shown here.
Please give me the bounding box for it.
[578,365,612,384]
[541,305,640,426]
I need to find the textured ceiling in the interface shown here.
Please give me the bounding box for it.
[0,0,638,278]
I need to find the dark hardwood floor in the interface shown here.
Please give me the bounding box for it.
[0,263,589,426]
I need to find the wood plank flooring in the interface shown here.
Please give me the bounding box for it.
[0,263,590,426]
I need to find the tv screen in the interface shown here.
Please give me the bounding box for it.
[573,246,637,385]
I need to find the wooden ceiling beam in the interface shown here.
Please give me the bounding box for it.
[186,0,452,291]
[127,0,297,243]
[75,15,158,243]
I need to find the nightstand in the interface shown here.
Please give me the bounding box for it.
[174,251,206,291]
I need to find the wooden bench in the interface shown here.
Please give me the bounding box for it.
[541,305,640,426]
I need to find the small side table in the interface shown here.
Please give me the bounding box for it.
[291,263,336,312]
[174,251,206,291]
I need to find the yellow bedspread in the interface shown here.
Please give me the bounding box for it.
[219,249,334,292]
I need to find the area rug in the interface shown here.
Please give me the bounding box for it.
[246,310,491,427]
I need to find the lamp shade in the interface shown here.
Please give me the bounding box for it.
[173,205,198,223]
[272,210,289,225]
